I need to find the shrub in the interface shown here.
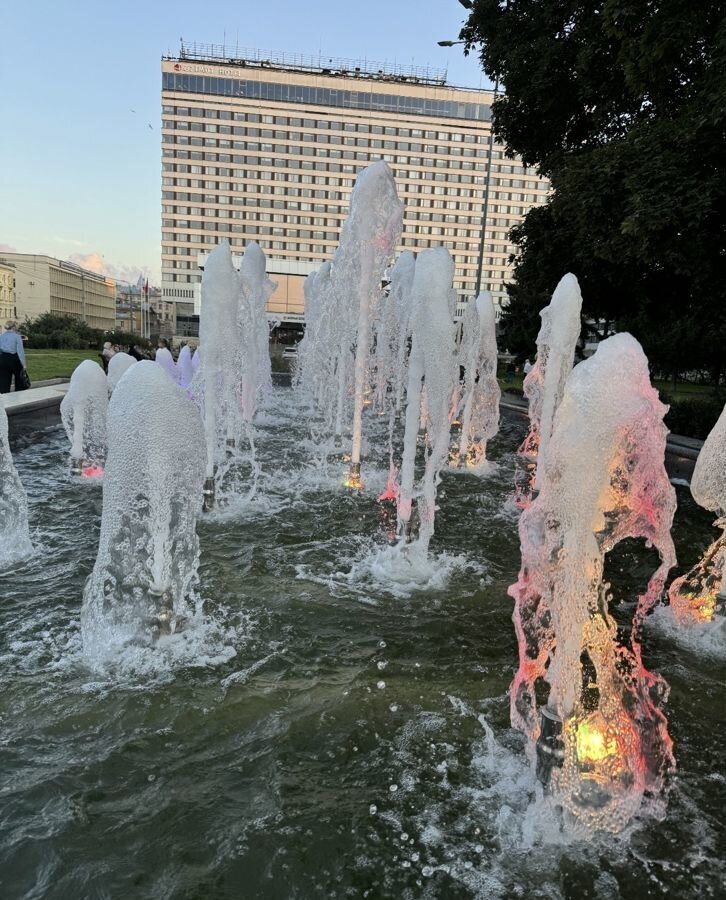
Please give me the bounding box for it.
[662,394,724,440]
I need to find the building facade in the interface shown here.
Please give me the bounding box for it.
[0,253,116,330]
[0,263,16,322]
[161,43,549,321]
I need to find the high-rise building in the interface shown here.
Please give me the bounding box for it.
[161,42,549,324]
[0,253,116,330]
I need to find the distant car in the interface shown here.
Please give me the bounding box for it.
[282,345,298,359]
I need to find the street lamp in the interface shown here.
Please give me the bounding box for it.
[438,38,500,297]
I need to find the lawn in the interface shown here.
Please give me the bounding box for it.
[497,371,717,402]
[25,349,100,382]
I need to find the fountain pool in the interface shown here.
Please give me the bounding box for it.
[1,390,724,899]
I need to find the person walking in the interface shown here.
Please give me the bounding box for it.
[0,321,27,394]
[523,358,533,376]
[100,341,116,373]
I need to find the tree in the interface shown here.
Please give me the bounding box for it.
[461,0,726,382]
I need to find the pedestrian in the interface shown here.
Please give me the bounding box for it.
[100,341,115,373]
[523,358,533,375]
[0,321,27,394]
[128,344,144,361]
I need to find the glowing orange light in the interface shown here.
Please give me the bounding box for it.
[378,485,398,502]
[344,474,364,490]
[576,715,618,764]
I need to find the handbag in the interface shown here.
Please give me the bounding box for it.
[16,367,31,391]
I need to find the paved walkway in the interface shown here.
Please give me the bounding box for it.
[3,383,69,415]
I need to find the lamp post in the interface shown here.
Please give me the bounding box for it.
[438,40,500,298]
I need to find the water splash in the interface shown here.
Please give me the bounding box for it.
[81,362,207,667]
[294,162,403,486]
[106,352,136,393]
[516,274,582,504]
[669,401,726,625]
[177,345,194,389]
[397,247,458,554]
[155,347,179,383]
[0,396,33,569]
[238,241,274,423]
[455,292,500,469]
[509,333,677,832]
[59,359,108,473]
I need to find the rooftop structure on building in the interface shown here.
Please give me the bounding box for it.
[161,42,549,324]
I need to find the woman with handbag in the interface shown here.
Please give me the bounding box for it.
[0,321,28,393]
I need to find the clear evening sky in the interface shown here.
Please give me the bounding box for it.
[0,0,488,285]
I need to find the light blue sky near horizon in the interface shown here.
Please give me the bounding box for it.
[0,0,489,284]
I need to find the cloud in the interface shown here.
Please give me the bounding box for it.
[68,252,152,286]
[52,237,90,248]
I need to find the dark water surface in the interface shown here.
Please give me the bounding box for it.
[1,391,724,900]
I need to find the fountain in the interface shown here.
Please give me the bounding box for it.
[373,251,416,501]
[516,274,582,504]
[295,261,335,417]
[294,162,403,485]
[59,359,108,476]
[343,161,403,489]
[454,291,500,469]
[107,351,136,393]
[668,400,726,624]
[237,241,274,425]
[195,242,243,509]
[177,345,194,389]
[397,246,458,550]
[509,333,677,832]
[155,346,179,383]
[81,361,206,659]
[0,397,33,569]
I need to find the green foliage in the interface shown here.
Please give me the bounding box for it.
[462,0,726,382]
[20,313,151,351]
[661,393,725,440]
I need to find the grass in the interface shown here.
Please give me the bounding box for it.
[25,349,100,382]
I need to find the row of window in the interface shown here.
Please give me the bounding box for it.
[163,208,519,230]
[161,182,513,202]
[161,223,510,255]
[162,74,491,122]
[159,152,542,187]
[161,200,517,223]
[164,123,487,156]
[162,105,493,141]
[163,232,514,255]
[163,151,502,176]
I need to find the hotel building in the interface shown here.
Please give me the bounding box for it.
[161,43,549,325]
[0,253,116,331]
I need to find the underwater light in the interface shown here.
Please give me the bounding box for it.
[344,462,364,490]
[202,476,216,511]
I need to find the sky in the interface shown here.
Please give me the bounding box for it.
[0,0,488,285]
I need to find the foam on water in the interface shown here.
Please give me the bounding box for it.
[295,534,483,601]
